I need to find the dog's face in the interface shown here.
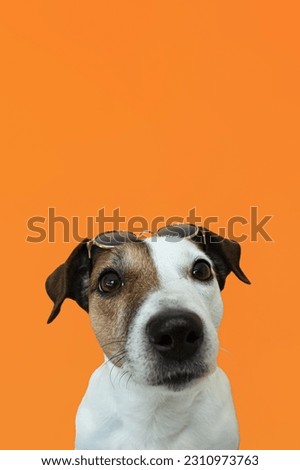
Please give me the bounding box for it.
[46,228,250,391]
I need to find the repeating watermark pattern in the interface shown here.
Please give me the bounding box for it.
[26,206,273,244]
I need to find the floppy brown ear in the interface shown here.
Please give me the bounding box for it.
[45,239,91,324]
[198,229,251,290]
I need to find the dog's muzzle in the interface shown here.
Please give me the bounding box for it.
[146,309,204,362]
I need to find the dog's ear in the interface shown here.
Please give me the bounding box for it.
[198,229,251,290]
[45,239,91,324]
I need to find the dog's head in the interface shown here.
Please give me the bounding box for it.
[46,226,250,391]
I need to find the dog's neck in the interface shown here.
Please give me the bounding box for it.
[103,357,217,443]
[76,359,238,449]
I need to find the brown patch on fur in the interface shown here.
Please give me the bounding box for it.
[88,242,160,365]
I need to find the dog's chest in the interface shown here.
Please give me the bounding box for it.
[75,364,239,450]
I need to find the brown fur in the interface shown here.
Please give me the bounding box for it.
[88,242,160,364]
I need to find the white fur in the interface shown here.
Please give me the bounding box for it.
[75,237,239,449]
[76,361,239,449]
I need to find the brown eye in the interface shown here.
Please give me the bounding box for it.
[192,260,212,281]
[98,270,123,293]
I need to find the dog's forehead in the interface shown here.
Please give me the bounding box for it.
[145,237,209,277]
[90,237,209,279]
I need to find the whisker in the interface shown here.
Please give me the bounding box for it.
[101,339,126,349]
[219,346,230,353]
[109,359,126,389]
[126,373,133,389]
[108,351,126,388]
[106,350,126,364]
[119,370,130,387]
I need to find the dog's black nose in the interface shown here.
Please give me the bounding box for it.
[146,309,204,361]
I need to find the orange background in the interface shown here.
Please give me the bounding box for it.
[0,1,299,450]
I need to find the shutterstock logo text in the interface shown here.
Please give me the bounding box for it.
[26,206,273,244]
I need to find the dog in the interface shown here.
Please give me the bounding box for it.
[46,224,250,450]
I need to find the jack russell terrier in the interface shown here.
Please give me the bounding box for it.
[46,224,250,450]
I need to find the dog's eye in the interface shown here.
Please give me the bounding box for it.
[192,260,212,281]
[98,271,123,293]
